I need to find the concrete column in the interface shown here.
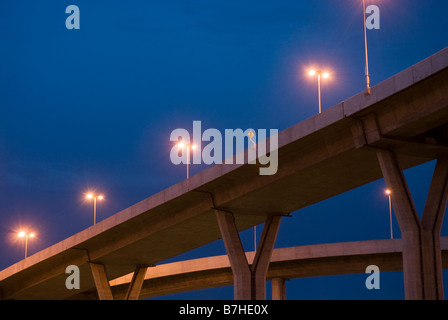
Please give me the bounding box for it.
[124,266,148,300]
[215,210,282,300]
[377,150,448,300]
[271,278,286,300]
[420,156,448,299]
[251,214,282,300]
[215,209,252,300]
[90,262,114,300]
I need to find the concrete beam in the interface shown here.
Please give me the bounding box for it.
[124,266,148,300]
[90,263,113,300]
[107,239,407,300]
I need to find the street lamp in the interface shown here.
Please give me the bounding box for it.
[177,142,196,179]
[18,231,35,258]
[86,193,104,225]
[254,225,257,251]
[363,0,371,94]
[308,69,330,114]
[385,189,393,239]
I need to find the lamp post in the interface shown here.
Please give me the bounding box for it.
[177,142,196,179]
[385,189,393,239]
[86,193,104,225]
[363,0,371,94]
[18,231,35,258]
[254,225,257,251]
[308,69,330,114]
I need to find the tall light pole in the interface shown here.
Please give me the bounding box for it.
[254,225,257,251]
[177,142,196,179]
[363,0,371,94]
[385,189,393,239]
[86,193,104,225]
[18,231,35,258]
[308,69,330,114]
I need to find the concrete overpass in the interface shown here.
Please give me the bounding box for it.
[0,47,447,300]
[105,237,448,300]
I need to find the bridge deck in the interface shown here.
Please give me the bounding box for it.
[106,237,448,300]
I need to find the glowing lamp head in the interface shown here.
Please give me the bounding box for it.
[308,70,316,76]
[191,144,197,150]
[322,72,330,79]
[18,231,34,238]
[178,142,185,149]
[86,193,93,199]
[385,189,391,195]
[98,195,104,200]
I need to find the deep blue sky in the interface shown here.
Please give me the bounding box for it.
[0,0,447,300]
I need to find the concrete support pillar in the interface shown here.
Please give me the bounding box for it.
[420,157,448,299]
[215,211,282,300]
[271,278,286,300]
[124,266,148,300]
[90,263,149,300]
[90,262,114,300]
[252,214,283,300]
[215,210,252,300]
[377,150,448,300]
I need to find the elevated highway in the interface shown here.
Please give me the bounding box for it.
[106,237,448,300]
[0,47,447,300]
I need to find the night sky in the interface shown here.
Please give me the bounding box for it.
[0,0,447,300]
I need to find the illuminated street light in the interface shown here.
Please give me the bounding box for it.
[385,189,393,239]
[177,142,196,179]
[308,69,330,114]
[86,193,104,225]
[18,231,35,258]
